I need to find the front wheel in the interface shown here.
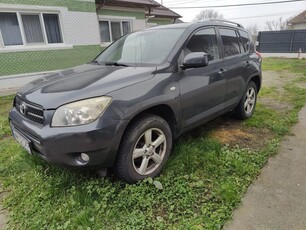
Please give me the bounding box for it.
[234,81,258,120]
[114,114,172,183]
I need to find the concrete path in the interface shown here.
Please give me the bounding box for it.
[0,71,57,96]
[225,105,306,230]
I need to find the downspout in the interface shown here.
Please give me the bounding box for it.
[145,8,152,27]
[96,0,106,11]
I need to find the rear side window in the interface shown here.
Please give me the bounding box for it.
[185,28,220,61]
[219,28,241,57]
[239,30,251,53]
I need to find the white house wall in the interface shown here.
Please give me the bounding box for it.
[292,23,306,30]
[0,3,101,48]
[62,11,100,45]
[133,19,146,31]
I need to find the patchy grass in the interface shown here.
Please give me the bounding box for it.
[0,58,306,229]
[0,95,13,138]
[244,85,306,135]
[262,58,306,75]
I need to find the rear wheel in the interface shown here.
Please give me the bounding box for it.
[234,81,258,120]
[114,114,172,183]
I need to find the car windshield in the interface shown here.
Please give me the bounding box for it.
[95,28,185,67]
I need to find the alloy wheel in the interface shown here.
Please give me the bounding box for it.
[132,128,166,175]
[244,87,256,114]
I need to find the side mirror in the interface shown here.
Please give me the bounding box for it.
[182,52,209,69]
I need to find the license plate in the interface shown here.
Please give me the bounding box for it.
[11,125,32,155]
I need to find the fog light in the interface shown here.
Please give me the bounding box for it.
[80,153,90,162]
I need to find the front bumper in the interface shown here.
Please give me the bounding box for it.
[9,107,128,169]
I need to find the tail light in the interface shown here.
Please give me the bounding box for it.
[256,51,262,62]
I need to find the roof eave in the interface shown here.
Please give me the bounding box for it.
[148,14,182,19]
[97,0,160,8]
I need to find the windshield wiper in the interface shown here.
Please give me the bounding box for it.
[89,60,101,65]
[105,61,129,67]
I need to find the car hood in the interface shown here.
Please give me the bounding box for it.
[18,64,157,109]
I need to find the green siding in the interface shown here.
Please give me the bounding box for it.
[98,9,145,19]
[0,45,103,76]
[0,0,96,12]
[147,18,173,25]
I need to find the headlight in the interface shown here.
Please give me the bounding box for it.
[51,96,112,127]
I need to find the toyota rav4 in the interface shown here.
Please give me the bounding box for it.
[9,20,262,183]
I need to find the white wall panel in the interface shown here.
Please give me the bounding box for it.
[62,11,100,45]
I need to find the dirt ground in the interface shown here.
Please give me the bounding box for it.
[207,117,273,150]
[205,70,304,150]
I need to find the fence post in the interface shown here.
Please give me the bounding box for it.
[289,30,295,53]
[298,48,302,60]
[257,32,261,52]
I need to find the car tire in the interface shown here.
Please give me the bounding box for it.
[114,114,172,183]
[234,81,258,120]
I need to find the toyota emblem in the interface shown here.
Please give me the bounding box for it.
[20,102,27,115]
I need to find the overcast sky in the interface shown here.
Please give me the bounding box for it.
[160,0,306,30]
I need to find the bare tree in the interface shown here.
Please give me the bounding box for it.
[265,17,289,31]
[246,24,259,43]
[193,10,224,22]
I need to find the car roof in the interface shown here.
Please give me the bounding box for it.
[145,20,245,31]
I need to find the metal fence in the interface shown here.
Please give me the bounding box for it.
[258,29,306,53]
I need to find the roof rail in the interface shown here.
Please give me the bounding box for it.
[200,19,244,28]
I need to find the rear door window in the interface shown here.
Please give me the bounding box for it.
[219,28,241,57]
[239,30,251,53]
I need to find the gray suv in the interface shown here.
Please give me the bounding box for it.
[9,20,262,183]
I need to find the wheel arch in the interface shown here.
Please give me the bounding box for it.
[123,104,178,140]
[249,75,261,92]
[112,105,176,182]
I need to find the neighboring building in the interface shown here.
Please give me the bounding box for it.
[0,0,181,76]
[96,0,181,45]
[288,10,306,30]
[146,4,181,27]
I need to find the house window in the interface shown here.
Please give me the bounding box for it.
[21,14,44,43]
[0,12,23,46]
[0,11,63,47]
[122,21,131,35]
[99,21,111,42]
[43,14,63,44]
[111,21,121,41]
[99,20,131,43]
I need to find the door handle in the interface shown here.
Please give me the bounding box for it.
[218,68,226,75]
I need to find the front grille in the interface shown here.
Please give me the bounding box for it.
[15,97,44,125]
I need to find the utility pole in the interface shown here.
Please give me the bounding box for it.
[161,0,163,5]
